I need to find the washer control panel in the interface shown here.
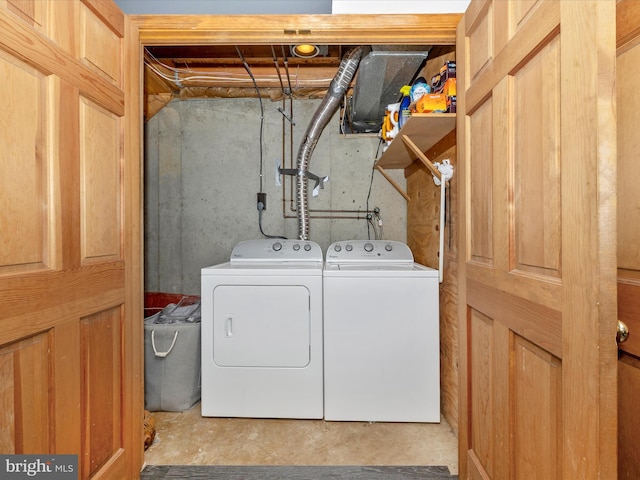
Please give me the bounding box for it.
[231,239,323,262]
[325,240,414,264]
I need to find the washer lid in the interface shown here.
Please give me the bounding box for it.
[325,240,414,264]
[323,261,438,278]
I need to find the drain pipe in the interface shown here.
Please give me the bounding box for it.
[295,46,364,240]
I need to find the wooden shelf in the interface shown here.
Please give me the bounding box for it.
[375,113,456,170]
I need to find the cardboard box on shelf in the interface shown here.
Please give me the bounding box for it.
[415,93,448,113]
[431,61,456,92]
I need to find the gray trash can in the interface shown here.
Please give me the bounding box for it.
[144,296,201,412]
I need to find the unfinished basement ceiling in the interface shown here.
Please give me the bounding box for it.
[143,43,455,119]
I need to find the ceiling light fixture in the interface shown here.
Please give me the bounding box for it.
[291,44,321,58]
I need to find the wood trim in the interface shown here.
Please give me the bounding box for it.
[130,13,461,46]
[122,13,145,477]
[455,13,470,477]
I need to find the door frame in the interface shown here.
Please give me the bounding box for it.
[126,6,461,418]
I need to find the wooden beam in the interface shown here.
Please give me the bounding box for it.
[131,14,461,46]
[375,165,411,202]
[401,135,441,180]
[405,128,457,177]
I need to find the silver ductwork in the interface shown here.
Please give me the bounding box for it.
[348,48,429,133]
[296,46,364,240]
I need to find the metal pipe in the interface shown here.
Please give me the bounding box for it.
[295,46,364,240]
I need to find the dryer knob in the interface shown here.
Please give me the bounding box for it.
[385,244,393,252]
[345,244,353,252]
[364,242,374,252]
[273,242,282,251]
[304,243,312,251]
[334,244,342,252]
[293,243,301,251]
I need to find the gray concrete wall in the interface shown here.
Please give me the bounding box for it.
[144,97,407,295]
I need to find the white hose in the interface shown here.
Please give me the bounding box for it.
[433,159,454,283]
[439,179,445,283]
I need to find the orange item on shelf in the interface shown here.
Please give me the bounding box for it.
[415,94,447,113]
[443,78,456,97]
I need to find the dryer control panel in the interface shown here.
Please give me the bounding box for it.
[325,240,414,264]
[230,239,323,263]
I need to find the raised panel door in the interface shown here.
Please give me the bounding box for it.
[0,1,142,478]
[458,1,618,478]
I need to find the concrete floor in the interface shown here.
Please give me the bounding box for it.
[144,403,458,475]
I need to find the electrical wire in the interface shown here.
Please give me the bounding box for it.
[236,45,287,240]
[258,207,286,239]
[144,48,336,88]
[366,138,385,239]
[235,46,264,192]
[280,46,294,95]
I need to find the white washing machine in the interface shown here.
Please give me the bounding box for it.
[323,240,440,422]
[201,239,323,419]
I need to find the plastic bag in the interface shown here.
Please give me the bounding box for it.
[145,296,201,324]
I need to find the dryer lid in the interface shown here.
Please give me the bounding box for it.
[230,239,323,263]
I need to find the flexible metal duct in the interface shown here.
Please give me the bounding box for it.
[296,46,364,240]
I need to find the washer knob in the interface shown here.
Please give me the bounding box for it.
[273,242,282,251]
[293,243,301,251]
[304,243,312,251]
[385,244,393,252]
[364,242,374,252]
[334,244,342,252]
[345,244,353,252]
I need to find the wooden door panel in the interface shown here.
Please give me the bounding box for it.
[459,0,617,478]
[80,2,122,85]
[79,97,121,264]
[0,334,51,454]
[6,0,44,28]
[513,37,561,277]
[0,1,142,478]
[468,309,496,474]
[512,336,562,480]
[468,97,493,265]
[0,51,48,273]
[81,308,122,477]
[465,1,492,81]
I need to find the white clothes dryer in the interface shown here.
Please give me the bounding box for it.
[201,239,323,419]
[323,240,440,422]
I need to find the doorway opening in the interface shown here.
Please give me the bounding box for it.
[136,14,459,474]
